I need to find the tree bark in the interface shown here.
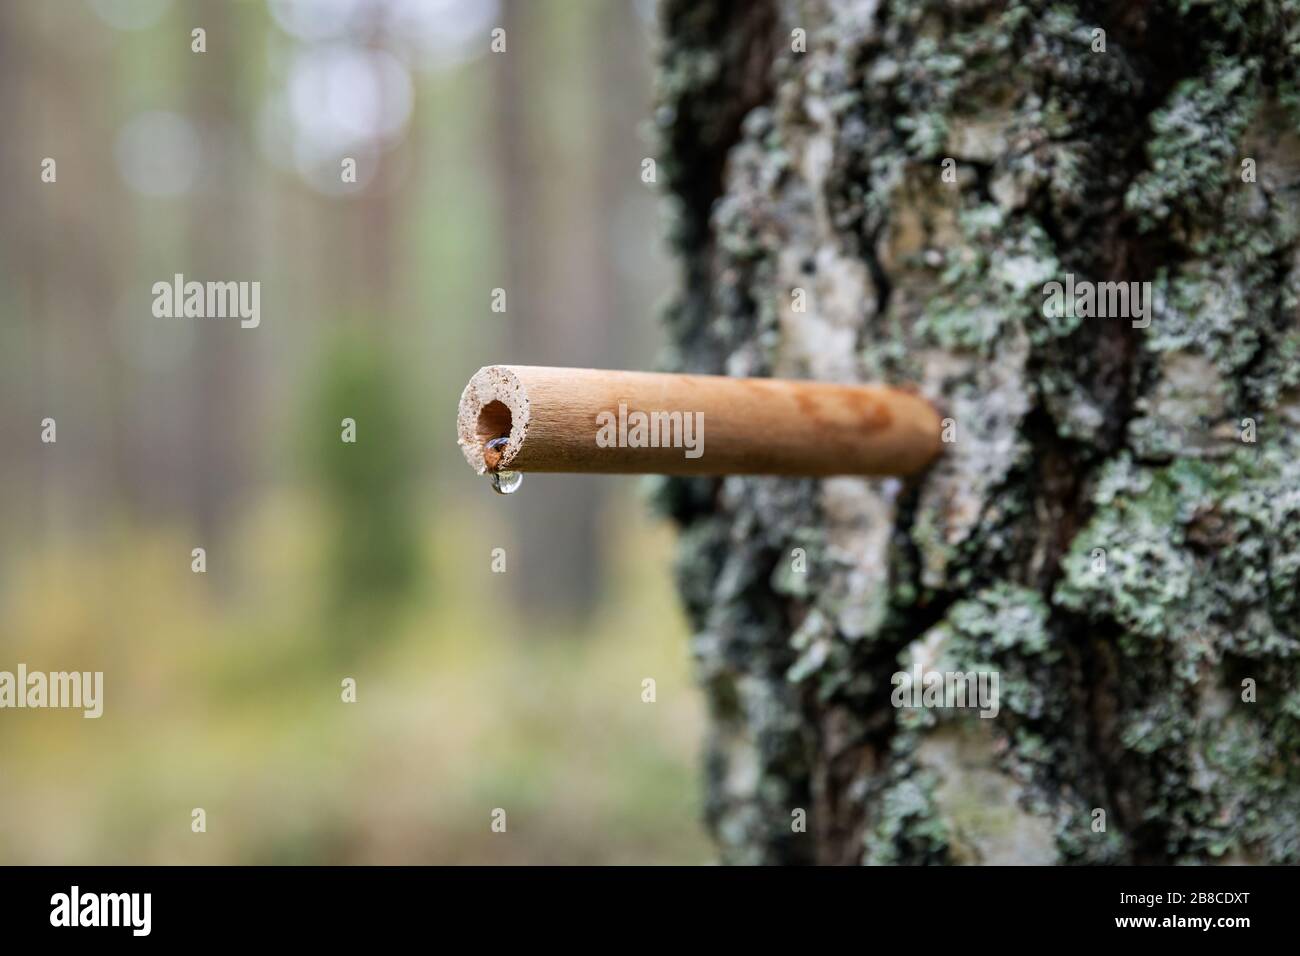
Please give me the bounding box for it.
[655,0,1300,864]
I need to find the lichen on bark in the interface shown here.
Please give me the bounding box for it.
[654,0,1300,864]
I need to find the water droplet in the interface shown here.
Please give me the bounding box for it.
[484,436,521,494]
[491,469,523,495]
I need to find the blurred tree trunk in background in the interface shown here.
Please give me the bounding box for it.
[0,0,30,552]
[186,0,251,563]
[656,0,1300,864]
[1,3,121,543]
[493,0,613,621]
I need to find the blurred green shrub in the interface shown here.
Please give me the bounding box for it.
[307,329,422,645]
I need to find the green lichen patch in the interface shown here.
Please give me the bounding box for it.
[1126,57,1260,230]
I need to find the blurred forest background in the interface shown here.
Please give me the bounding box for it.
[0,0,708,863]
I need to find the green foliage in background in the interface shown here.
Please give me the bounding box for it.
[308,330,422,643]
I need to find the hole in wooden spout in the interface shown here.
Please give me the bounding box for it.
[477,400,513,469]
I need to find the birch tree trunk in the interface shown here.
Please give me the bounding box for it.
[654,0,1300,865]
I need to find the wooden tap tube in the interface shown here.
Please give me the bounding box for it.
[456,365,943,478]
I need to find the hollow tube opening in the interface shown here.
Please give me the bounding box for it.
[477,400,512,444]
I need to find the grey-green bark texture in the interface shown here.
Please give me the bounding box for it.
[652,0,1300,864]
